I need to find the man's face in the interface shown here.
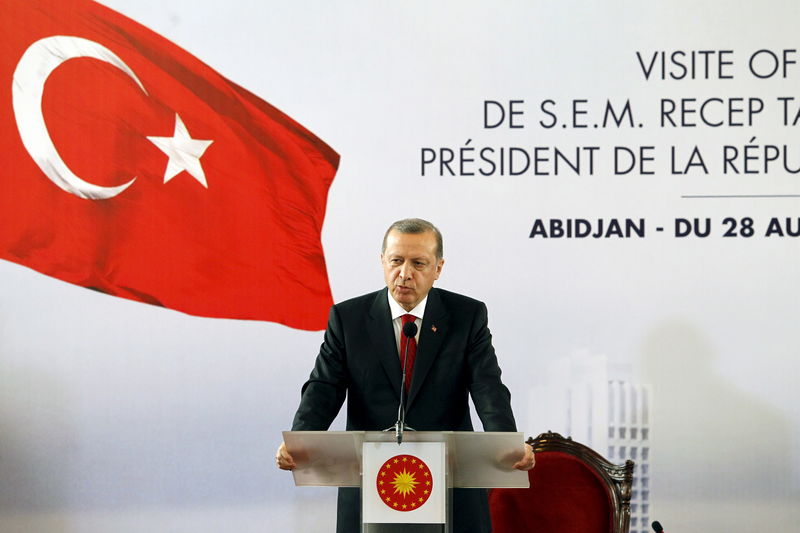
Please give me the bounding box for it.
[382,229,444,312]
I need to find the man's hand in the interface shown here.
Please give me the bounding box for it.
[512,443,535,471]
[275,441,296,470]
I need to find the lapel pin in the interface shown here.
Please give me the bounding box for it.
[431,325,437,333]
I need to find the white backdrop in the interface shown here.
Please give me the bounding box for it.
[1,1,798,532]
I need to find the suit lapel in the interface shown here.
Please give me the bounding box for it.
[407,288,449,410]
[367,288,403,401]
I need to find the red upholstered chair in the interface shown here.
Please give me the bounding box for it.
[489,432,634,533]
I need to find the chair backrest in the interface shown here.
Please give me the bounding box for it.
[489,431,634,533]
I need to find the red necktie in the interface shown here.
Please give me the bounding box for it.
[400,314,417,391]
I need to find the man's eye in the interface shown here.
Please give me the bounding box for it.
[390,259,402,264]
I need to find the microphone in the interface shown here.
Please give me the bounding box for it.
[396,321,418,444]
[652,521,665,533]
[383,320,419,443]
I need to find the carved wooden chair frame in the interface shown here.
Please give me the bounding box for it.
[527,431,635,533]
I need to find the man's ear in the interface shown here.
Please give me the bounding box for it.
[435,258,445,279]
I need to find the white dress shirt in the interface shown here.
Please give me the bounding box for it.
[386,291,425,356]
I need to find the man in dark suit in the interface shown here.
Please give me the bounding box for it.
[277,218,535,532]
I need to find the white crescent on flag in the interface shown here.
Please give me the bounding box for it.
[12,35,145,200]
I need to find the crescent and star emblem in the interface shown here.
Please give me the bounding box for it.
[376,454,433,512]
[12,35,213,200]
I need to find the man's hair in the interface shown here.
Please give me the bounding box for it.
[382,218,443,259]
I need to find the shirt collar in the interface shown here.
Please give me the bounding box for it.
[387,289,428,321]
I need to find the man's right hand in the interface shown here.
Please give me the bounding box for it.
[275,441,296,470]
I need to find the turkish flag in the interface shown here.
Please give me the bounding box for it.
[0,0,339,330]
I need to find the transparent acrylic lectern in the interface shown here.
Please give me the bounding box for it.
[283,431,529,533]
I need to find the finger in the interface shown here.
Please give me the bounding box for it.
[512,458,531,470]
[277,460,296,471]
[276,442,296,470]
[513,459,534,471]
[276,454,296,470]
[512,447,535,470]
[280,449,296,465]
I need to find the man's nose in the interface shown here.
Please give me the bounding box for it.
[399,263,413,280]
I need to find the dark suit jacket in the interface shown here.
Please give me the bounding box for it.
[292,287,517,532]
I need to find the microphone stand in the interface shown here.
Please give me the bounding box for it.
[384,322,417,444]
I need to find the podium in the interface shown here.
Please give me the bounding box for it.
[283,431,529,532]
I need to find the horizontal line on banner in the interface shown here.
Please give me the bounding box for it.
[681,194,800,199]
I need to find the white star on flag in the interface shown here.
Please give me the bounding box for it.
[147,113,213,187]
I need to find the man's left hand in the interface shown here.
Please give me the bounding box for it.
[512,443,535,471]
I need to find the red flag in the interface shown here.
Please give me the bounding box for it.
[0,0,339,330]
